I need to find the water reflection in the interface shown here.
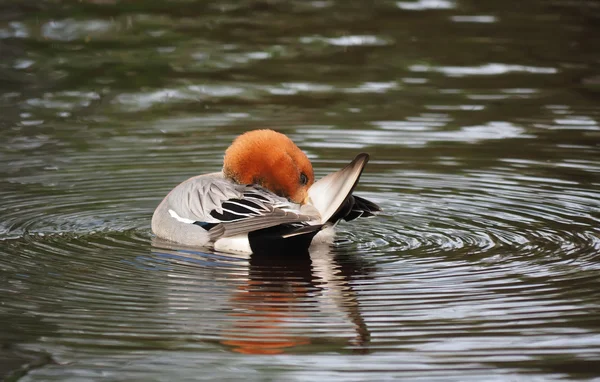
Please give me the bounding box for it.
[151,241,373,355]
[2,0,600,380]
[222,253,316,355]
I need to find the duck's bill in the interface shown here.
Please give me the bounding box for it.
[307,153,369,224]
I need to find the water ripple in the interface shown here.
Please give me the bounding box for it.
[1,0,600,379]
[2,121,599,380]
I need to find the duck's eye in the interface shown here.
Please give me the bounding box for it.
[299,173,308,186]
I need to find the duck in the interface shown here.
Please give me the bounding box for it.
[151,129,380,254]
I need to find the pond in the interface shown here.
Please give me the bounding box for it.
[1,0,600,380]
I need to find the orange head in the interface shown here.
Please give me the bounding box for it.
[223,129,315,204]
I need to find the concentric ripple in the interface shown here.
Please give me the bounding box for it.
[3,128,600,379]
[2,0,600,380]
[355,168,600,262]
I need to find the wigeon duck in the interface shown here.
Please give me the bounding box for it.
[151,129,380,254]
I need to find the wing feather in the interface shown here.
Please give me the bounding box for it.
[165,173,319,240]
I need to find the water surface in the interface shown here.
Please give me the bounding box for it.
[1,0,600,380]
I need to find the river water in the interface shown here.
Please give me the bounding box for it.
[1,0,600,380]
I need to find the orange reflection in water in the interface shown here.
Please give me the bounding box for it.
[221,280,312,354]
[219,249,373,354]
[221,251,316,354]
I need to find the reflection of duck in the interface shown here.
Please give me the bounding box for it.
[152,129,380,254]
[220,246,374,354]
[220,253,313,354]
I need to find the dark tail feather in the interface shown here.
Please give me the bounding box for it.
[328,195,381,224]
[345,195,382,221]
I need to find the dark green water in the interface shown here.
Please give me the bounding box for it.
[1,0,600,380]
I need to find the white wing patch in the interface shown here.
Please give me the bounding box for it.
[168,209,195,224]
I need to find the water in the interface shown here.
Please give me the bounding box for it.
[1,0,600,380]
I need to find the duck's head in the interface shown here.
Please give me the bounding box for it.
[223,129,315,204]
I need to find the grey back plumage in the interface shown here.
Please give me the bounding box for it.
[152,173,319,247]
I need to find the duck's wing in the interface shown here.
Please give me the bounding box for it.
[307,153,374,224]
[308,154,381,225]
[209,187,318,237]
[161,174,318,240]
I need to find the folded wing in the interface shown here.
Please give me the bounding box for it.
[165,175,319,240]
